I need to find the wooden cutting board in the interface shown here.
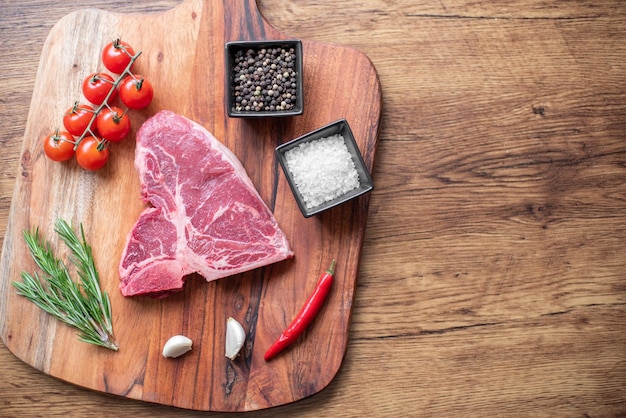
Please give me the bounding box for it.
[0,0,381,412]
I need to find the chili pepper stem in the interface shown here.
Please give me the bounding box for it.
[327,259,336,276]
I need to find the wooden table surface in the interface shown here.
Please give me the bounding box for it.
[1,1,625,416]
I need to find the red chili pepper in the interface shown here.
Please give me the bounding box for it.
[264,259,336,361]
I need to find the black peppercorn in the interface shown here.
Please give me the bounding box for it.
[231,44,299,113]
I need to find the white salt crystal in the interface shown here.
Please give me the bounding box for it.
[284,134,360,209]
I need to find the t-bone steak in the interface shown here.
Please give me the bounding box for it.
[119,110,293,297]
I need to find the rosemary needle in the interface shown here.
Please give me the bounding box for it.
[13,219,118,351]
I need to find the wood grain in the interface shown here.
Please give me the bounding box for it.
[0,0,381,412]
[2,0,626,417]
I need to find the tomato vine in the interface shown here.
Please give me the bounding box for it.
[45,38,154,171]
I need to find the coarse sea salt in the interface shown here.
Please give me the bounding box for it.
[284,134,360,209]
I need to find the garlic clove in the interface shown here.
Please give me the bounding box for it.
[162,335,193,358]
[225,317,245,360]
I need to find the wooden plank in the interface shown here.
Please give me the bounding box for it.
[0,0,381,412]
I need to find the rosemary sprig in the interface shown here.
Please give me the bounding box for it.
[13,219,118,351]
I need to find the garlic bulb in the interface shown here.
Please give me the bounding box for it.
[162,335,193,358]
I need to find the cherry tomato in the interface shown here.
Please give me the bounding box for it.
[101,39,135,74]
[82,72,117,105]
[118,75,154,110]
[96,106,131,142]
[43,130,75,162]
[75,136,109,171]
[63,102,96,136]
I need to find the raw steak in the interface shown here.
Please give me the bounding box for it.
[119,110,293,297]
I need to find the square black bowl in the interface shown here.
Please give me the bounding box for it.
[225,39,304,118]
[275,119,374,218]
